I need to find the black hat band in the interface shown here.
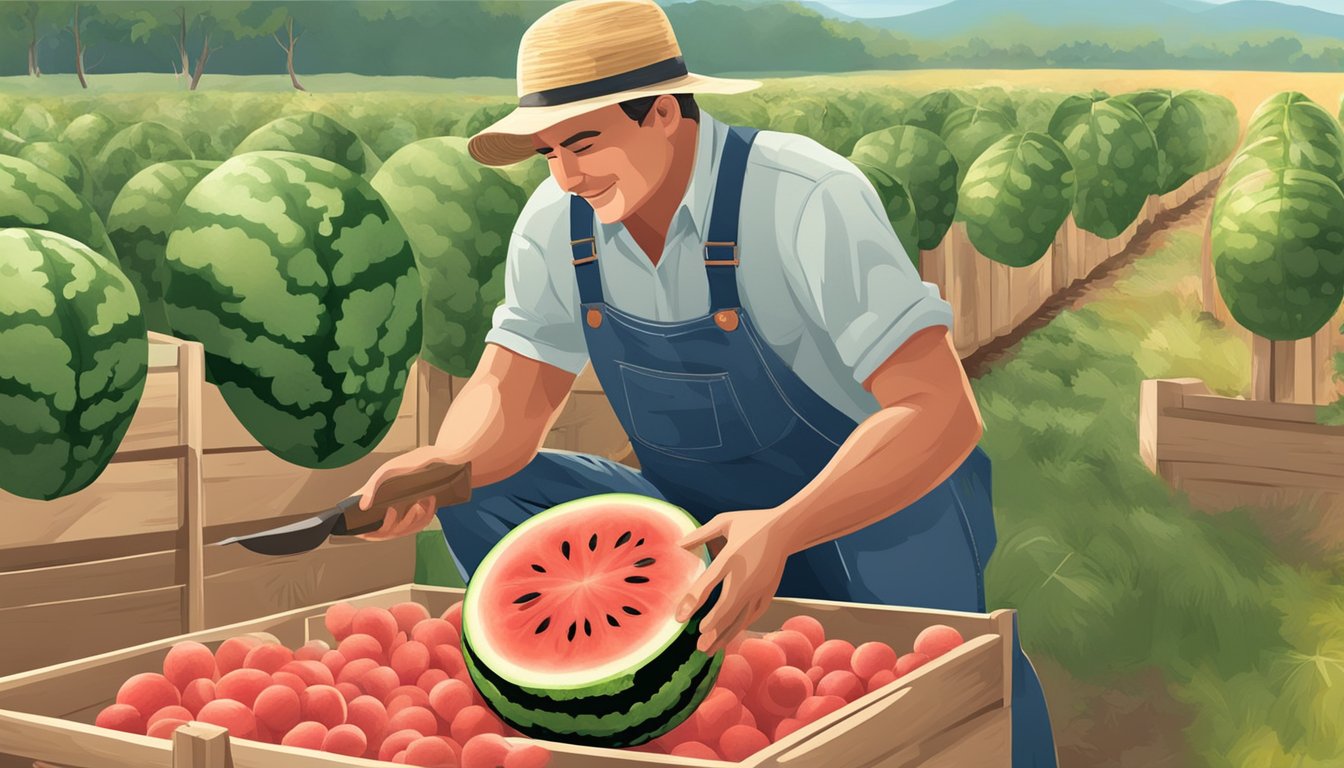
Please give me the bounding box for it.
[518,56,688,108]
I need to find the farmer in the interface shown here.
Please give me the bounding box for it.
[358,0,1056,762]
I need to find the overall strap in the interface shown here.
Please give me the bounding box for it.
[569,194,604,304]
[704,125,759,312]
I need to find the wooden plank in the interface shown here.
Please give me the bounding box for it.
[1154,410,1344,478]
[0,710,171,768]
[0,552,177,611]
[1314,320,1338,406]
[201,536,415,629]
[1251,335,1272,402]
[989,260,1011,339]
[0,459,182,564]
[948,223,981,357]
[180,340,206,634]
[118,371,181,453]
[0,586,184,678]
[1180,393,1323,425]
[146,335,182,371]
[200,446,411,532]
[747,636,1004,768]
[1051,221,1071,293]
[1009,249,1051,327]
[1139,378,1207,474]
[1272,339,1297,403]
[171,722,230,768]
[1292,337,1315,405]
[901,707,1012,768]
[201,365,419,454]
[1167,460,1344,496]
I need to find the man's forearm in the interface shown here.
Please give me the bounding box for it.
[771,395,982,554]
[431,374,546,487]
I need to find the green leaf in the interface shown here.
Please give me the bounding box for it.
[850,125,958,250]
[1057,98,1160,238]
[940,105,1016,187]
[959,131,1075,267]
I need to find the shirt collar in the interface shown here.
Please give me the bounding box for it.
[676,111,723,241]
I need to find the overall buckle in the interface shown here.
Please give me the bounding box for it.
[703,241,739,266]
[571,236,597,265]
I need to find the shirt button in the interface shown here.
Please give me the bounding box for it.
[714,309,739,332]
[587,308,603,328]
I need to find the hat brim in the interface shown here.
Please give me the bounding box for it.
[467,72,762,166]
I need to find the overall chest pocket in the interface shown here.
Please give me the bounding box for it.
[617,362,763,462]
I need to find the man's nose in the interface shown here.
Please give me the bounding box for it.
[553,153,584,193]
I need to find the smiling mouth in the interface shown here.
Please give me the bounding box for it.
[583,184,615,200]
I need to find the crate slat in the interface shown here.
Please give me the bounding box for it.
[0,552,177,611]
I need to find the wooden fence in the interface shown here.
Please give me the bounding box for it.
[922,164,1226,359]
[1139,377,1344,553]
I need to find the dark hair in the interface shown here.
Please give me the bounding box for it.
[618,93,700,124]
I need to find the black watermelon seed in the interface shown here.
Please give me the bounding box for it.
[588,533,598,551]
[635,538,645,547]
[567,622,577,642]
[535,617,551,634]
[622,606,641,616]
[584,619,592,636]
[624,576,650,584]
[606,614,620,627]
[634,557,655,568]
[513,592,541,605]
[531,564,546,573]
[615,531,632,548]
[561,541,570,560]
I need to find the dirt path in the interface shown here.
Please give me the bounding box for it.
[962,186,1216,380]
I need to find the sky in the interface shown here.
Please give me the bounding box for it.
[821,0,1344,16]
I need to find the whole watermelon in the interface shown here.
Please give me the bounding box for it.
[233,112,375,176]
[18,141,89,200]
[12,103,57,140]
[92,122,194,221]
[850,125,959,250]
[372,137,524,377]
[59,113,119,161]
[959,132,1076,267]
[0,154,118,265]
[0,228,148,500]
[106,160,221,335]
[163,151,422,468]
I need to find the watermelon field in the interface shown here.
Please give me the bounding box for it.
[4,68,1344,768]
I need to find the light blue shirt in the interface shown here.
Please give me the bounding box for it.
[484,111,954,425]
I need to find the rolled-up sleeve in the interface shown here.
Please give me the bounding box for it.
[483,231,590,374]
[790,170,954,385]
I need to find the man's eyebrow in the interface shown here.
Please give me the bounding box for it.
[536,130,601,155]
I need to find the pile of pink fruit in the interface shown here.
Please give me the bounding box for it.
[94,599,965,766]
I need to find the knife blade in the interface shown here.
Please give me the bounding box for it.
[210,461,471,556]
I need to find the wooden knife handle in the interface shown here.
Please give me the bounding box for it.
[335,461,472,536]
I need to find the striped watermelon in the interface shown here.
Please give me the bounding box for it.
[462,494,723,748]
[59,113,119,161]
[163,151,422,469]
[106,160,220,335]
[12,103,57,140]
[18,141,89,199]
[92,122,194,220]
[0,228,148,500]
[0,154,118,265]
[233,112,378,176]
[371,137,525,377]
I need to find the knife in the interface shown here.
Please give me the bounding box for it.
[210,461,471,556]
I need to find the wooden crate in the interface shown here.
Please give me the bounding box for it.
[0,335,203,677]
[0,585,1014,768]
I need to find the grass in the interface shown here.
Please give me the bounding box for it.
[975,225,1344,766]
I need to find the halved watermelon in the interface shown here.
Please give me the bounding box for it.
[461,493,723,747]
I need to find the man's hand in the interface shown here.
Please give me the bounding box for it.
[675,509,792,655]
[354,445,461,541]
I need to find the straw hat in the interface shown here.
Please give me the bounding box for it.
[467,0,762,166]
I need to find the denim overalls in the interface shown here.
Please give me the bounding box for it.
[437,125,1057,766]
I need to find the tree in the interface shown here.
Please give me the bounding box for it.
[272,12,303,90]
[0,2,63,76]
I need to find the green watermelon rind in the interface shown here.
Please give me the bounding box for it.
[0,154,119,266]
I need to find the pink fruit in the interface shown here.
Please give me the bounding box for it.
[340,634,386,665]
[811,639,855,673]
[353,607,400,653]
[805,665,825,687]
[451,705,504,743]
[323,723,368,757]
[781,615,826,649]
[441,602,463,629]
[867,669,898,693]
[215,637,264,676]
[163,642,217,689]
[912,625,965,660]
[95,703,145,734]
[337,658,381,687]
[380,728,424,762]
[739,639,787,691]
[718,654,753,699]
[816,670,864,702]
[404,735,459,767]
[670,740,718,760]
[197,699,256,739]
[392,641,432,686]
[325,602,358,641]
[387,705,437,738]
[215,668,272,708]
[300,685,348,729]
[254,685,302,734]
[774,717,805,741]
[432,644,466,676]
[147,717,189,739]
[429,679,475,723]
[766,630,814,671]
[505,742,551,768]
[895,652,931,677]
[418,668,451,692]
[337,682,363,703]
[460,733,511,768]
[360,666,401,702]
[762,667,813,716]
[347,695,390,750]
[720,724,769,762]
[280,660,335,688]
[320,649,348,678]
[386,685,432,714]
[147,705,193,731]
[282,721,328,750]
[390,602,432,635]
[244,643,294,675]
[295,639,331,662]
[851,642,898,680]
[116,672,180,720]
[181,678,216,717]
[690,688,739,744]
[796,695,846,724]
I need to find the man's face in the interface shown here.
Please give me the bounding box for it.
[530,98,681,224]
